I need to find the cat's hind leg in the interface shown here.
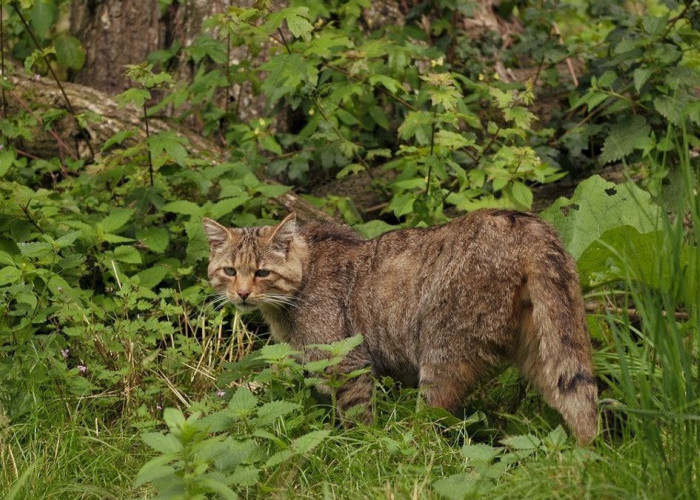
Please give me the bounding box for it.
[418,360,485,415]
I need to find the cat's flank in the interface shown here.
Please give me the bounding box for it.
[203,210,598,444]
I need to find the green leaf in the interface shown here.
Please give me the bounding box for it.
[336,109,360,126]
[255,401,301,427]
[576,226,684,290]
[111,245,142,264]
[543,426,568,449]
[368,105,390,130]
[30,0,57,39]
[540,175,661,260]
[163,408,186,432]
[260,135,283,155]
[368,74,402,94]
[291,430,331,454]
[136,227,169,253]
[284,7,313,41]
[265,448,294,468]
[260,54,318,103]
[102,130,137,151]
[508,181,533,209]
[353,220,396,239]
[309,334,364,357]
[0,266,22,286]
[460,443,502,464]
[0,149,17,177]
[254,184,291,198]
[633,68,653,93]
[196,477,239,500]
[500,433,541,450]
[136,265,169,289]
[142,432,183,454]
[148,131,189,167]
[46,274,79,300]
[599,115,652,164]
[398,111,433,145]
[210,197,250,218]
[432,473,487,500]
[54,35,86,70]
[115,88,151,109]
[101,208,135,233]
[653,95,685,126]
[162,200,204,217]
[0,251,16,266]
[227,465,260,487]
[258,343,299,362]
[434,130,473,151]
[134,454,179,488]
[387,193,416,217]
[227,387,258,415]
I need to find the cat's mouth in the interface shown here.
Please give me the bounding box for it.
[229,296,259,312]
[235,303,258,312]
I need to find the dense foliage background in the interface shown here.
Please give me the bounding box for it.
[1,0,698,498]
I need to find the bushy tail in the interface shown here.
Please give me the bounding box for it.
[517,240,598,445]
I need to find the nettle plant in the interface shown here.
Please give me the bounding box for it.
[191,1,563,225]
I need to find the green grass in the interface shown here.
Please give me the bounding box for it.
[2,404,148,499]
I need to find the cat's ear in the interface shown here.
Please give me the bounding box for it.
[268,213,297,254]
[202,218,231,249]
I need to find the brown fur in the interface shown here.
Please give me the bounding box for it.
[203,210,598,444]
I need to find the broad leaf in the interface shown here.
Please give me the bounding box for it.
[540,175,661,261]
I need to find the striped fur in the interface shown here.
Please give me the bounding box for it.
[203,210,598,444]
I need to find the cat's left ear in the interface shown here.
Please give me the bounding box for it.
[202,217,231,249]
[268,213,297,254]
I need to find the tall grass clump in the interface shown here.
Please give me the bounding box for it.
[607,131,699,499]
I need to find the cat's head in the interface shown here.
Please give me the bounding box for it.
[202,213,305,312]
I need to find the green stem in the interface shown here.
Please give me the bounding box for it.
[425,106,438,196]
[143,103,154,186]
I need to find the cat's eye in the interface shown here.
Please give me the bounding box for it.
[255,269,270,278]
[222,267,236,276]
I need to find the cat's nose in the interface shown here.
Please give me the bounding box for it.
[238,290,250,300]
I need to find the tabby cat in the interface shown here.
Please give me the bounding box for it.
[203,210,598,444]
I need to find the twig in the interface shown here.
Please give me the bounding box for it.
[585,302,690,321]
[19,200,44,233]
[552,22,578,88]
[11,3,96,159]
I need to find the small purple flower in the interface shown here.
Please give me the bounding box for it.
[156,403,163,411]
[216,390,226,397]
[77,364,87,374]
[33,73,41,82]
[60,348,70,359]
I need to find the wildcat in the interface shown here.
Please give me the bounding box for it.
[203,210,598,444]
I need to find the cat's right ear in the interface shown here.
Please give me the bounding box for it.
[202,218,230,249]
